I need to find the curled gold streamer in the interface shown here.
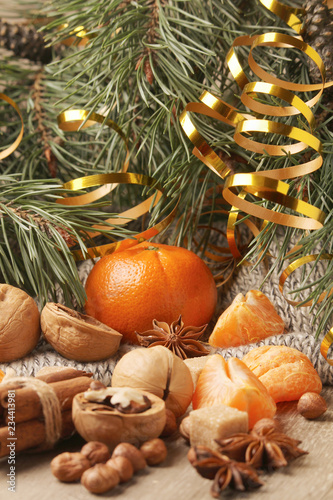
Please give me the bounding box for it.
[180,0,333,361]
[279,255,333,365]
[0,93,24,160]
[56,108,178,259]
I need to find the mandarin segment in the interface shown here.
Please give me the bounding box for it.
[242,345,322,402]
[208,290,285,348]
[192,354,276,429]
[85,242,217,344]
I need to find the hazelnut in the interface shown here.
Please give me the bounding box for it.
[297,392,327,419]
[112,443,146,472]
[81,441,111,465]
[161,409,178,437]
[106,456,134,483]
[81,463,119,494]
[179,416,191,441]
[51,452,90,482]
[140,438,168,466]
[252,418,281,435]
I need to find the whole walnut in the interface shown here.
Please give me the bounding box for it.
[0,284,40,362]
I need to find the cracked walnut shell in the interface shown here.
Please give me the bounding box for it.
[41,303,122,362]
[0,284,40,362]
[72,387,166,449]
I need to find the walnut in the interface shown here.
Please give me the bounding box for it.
[51,452,90,482]
[106,456,134,482]
[140,438,168,465]
[81,441,111,465]
[112,443,146,472]
[40,302,122,362]
[81,463,119,494]
[72,387,166,449]
[0,284,40,362]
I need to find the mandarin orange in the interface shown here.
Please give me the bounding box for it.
[242,345,322,403]
[0,369,4,383]
[192,354,276,428]
[85,242,217,344]
[208,290,285,348]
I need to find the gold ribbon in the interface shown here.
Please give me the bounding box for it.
[0,93,24,160]
[180,0,333,361]
[279,254,333,365]
[56,108,178,259]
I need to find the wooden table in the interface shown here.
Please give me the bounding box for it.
[1,387,332,500]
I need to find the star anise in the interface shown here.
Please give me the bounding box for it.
[217,418,308,471]
[135,315,209,360]
[188,446,264,498]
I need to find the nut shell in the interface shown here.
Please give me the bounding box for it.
[140,438,168,465]
[81,441,111,465]
[111,346,193,417]
[297,392,327,419]
[106,456,134,482]
[0,284,40,362]
[51,452,91,482]
[41,302,122,361]
[112,443,146,472]
[72,387,166,449]
[81,463,119,493]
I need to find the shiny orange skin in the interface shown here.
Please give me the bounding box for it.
[85,242,217,344]
[242,345,322,403]
[192,354,276,429]
[209,290,285,348]
[0,369,4,383]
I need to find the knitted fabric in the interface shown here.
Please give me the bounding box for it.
[1,252,332,385]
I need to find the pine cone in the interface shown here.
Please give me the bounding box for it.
[302,0,333,83]
[0,19,52,64]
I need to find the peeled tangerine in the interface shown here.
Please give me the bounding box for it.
[208,290,285,348]
[192,354,276,429]
[242,345,322,403]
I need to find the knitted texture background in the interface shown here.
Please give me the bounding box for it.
[1,251,332,385]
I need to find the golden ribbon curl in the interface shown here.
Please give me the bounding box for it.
[180,0,333,361]
[0,93,24,160]
[56,109,178,259]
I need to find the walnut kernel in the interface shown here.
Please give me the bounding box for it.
[81,441,111,465]
[140,438,168,466]
[51,452,90,482]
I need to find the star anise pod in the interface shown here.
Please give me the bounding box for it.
[135,315,209,360]
[217,418,308,471]
[188,446,264,498]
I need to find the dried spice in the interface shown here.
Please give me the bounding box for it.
[136,316,209,360]
[217,418,308,470]
[188,446,264,498]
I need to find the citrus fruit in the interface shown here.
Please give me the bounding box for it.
[208,290,285,348]
[242,345,322,403]
[0,369,4,383]
[85,242,217,344]
[192,354,276,428]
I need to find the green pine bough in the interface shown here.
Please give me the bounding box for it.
[0,0,332,338]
